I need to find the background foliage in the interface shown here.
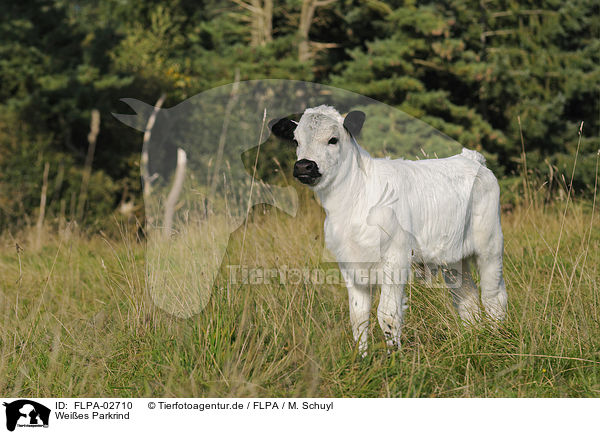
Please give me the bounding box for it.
[0,0,598,230]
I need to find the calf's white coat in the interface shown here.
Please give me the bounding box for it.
[279,105,507,353]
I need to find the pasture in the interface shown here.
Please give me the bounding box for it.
[1,189,598,397]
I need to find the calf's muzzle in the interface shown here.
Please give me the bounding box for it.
[293,159,321,185]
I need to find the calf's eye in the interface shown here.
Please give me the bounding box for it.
[328,137,338,145]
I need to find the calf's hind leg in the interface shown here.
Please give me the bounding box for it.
[472,219,507,321]
[471,174,508,321]
[442,259,481,323]
[377,262,408,349]
[476,253,507,321]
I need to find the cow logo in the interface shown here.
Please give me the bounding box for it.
[113,80,462,318]
[3,400,50,431]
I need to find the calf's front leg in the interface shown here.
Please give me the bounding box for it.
[347,281,371,356]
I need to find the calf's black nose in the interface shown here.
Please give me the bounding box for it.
[294,159,318,177]
[293,159,321,185]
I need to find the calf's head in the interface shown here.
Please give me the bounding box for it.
[270,106,365,190]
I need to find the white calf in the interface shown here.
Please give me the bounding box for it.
[271,105,507,353]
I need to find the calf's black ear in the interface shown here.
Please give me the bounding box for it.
[343,111,366,137]
[269,118,298,142]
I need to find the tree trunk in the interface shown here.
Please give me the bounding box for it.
[163,148,187,238]
[234,0,273,46]
[77,109,100,222]
[141,94,166,201]
[35,162,50,250]
[298,0,335,61]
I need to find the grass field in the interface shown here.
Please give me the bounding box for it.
[0,190,599,397]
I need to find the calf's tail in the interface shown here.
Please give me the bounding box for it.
[460,148,486,166]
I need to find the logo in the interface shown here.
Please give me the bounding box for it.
[3,400,50,432]
[113,80,464,318]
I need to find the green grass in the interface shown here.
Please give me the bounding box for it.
[0,196,599,397]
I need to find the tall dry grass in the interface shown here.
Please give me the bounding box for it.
[0,142,598,397]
